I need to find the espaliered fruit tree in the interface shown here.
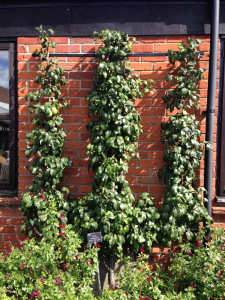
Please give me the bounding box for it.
[21,26,72,236]
[70,30,159,259]
[158,38,212,245]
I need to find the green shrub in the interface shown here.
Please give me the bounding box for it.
[100,226,225,299]
[0,224,98,299]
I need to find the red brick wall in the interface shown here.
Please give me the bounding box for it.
[0,35,218,253]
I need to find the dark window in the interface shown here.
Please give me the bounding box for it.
[0,43,17,193]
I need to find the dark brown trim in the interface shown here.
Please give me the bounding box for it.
[0,42,17,192]
[0,2,215,37]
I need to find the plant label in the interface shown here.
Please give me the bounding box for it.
[87,232,102,244]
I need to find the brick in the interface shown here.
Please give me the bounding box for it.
[81,45,99,53]
[81,81,92,88]
[29,45,42,53]
[18,62,28,71]
[18,80,27,88]
[18,71,38,79]
[18,123,33,131]
[28,62,41,71]
[18,45,28,53]
[66,81,80,88]
[18,166,28,175]
[18,37,39,44]
[63,115,80,123]
[140,116,150,124]
[130,62,153,71]
[67,107,89,115]
[64,167,79,175]
[154,43,179,52]
[167,35,190,42]
[0,218,10,225]
[66,99,80,107]
[18,141,27,148]
[142,124,161,133]
[151,116,168,124]
[68,56,94,62]
[69,72,94,80]
[199,43,210,52]
[150,134,162,142]
[68,142,89,150]
[67,177,92,184]
[129,57,140,62]
[79,186,92,193]
[131,44,153,53]
[138,152,149,159]
[153,62,173,71]
[51,37,68,44]
[150,186,165,194]
[71,37,95,44]
[18,115,28,122]
[0,226,16,233]
[142,36,166,43]
[58,62,80,71]
[55,45,80,53]
[128,167,149,176]
[140,107,165,115]
[11,218,25,225]
[0,210,22,217]
[141,56,167,62]
[80,133,90,140]
[130,185,148,193]
[139,160,163,168]
[150,151,164,160]
[141,71,167,80]
[65,133,79,140]
[0,242,10,249]
[81,63,98,71]
[17,54,39,62]
[18,131,27,140]
[69,89,89,97]
[18,175,34,184]
[139,134,151,142]
[127,177,137,184]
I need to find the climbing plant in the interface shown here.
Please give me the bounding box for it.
[21,25,72,236]
[70,30,159,256]
[158,38,212,245]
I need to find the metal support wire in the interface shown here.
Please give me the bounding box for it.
[33,52,204,58]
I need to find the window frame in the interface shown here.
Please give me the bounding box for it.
[0,42,17,195]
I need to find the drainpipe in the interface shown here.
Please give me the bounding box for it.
[204,0,220,218]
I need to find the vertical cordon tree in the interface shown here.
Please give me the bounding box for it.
[70,30,159,261]
[158,38,212,245]
[21,26,72,236]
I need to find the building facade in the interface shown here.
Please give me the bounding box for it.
[0,1,224,256]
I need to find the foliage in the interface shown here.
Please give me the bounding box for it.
[158,38,212,245]
[69,29,159,256]
[0,225,98,300]
[21,25,72,237]
[99,226,225,300]
[168,226,225,299]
